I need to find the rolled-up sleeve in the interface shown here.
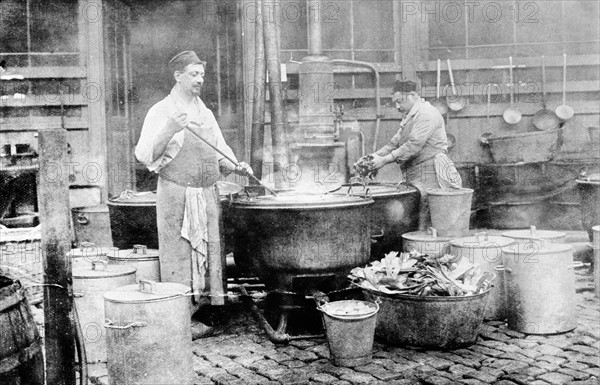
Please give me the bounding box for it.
[135,103,177,172]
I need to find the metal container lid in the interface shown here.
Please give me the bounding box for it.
[104,281,189,303]
[107,244,159,262]
[67,242,111,258]
[450,232,515,249]
[72,205,108,213]
[73,261,136,279]
[230,193,374,210]
[402,228,453,242]
[502,226,567,242]
[576,173,600,185]
[501,242,572,255]
[108,190,156,206]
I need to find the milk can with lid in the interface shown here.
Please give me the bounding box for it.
[103,280,194,385]
[73,261,137,363]
[500,241,577,334]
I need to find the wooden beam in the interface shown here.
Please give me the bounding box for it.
[0,94,88,108]
[0,67,86,79]
[418,54,600,72]
[39,128,75,385]
[0,117,89,131]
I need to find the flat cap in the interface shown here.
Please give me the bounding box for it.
[168,51,206,71]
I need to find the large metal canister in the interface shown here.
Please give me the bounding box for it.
[71,205,113,246]
[107,191,158,249]
[73,261,136,363]
[104,281,194,385]
[593,225,599,298]
[450,233,515,321]
[402,227,453,258]
[107,244,160,282]
[501,242,576,334]
[502,226,567,245]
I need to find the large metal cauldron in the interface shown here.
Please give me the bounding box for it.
[338,183,420,260]
[228,193,374,293]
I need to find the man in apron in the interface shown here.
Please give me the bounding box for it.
[135,51,252,337]
[367,80,462,230]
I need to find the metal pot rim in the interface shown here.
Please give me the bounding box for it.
[501,243,572,254]
[104,282,190,303]
[361,286,491,302]
[229,194,374,209]
[73,264,136,279]
[450,235,514,249]
[402,230,453,242]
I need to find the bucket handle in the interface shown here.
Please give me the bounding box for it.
[104,318,148,330]
[133,244,148,255]
[475,232,489,242]
[427,227,438,238]
[91,260,108,271]
[138,279,157,294]
[317,299,380,320]
[494,265,512,273]
[76,213,89,225]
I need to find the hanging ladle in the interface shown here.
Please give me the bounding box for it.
[502,56,522,125]
[446,58,465,112]
[532,56,560,131]
[431,59,448,115]
[555,53,574,121]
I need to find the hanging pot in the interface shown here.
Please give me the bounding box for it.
[502,56,522,125]
[73,261,137,363]
[532,56,560,131]
[107,244,160,282]
[449,232,515,321]
[401,227,452,258]
[104,280,194,385]
[500,241,577,334]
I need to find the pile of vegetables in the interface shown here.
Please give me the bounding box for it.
[349,250,495,297]
[353,155,378,180]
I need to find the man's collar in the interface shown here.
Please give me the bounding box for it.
[401,98,425,122]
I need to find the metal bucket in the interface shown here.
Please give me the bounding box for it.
[426,188,473,237]
[0,278,44,385]
[362,288,490,349]
[402,227,452,257]
[593,226,599,298]
[104,280,194,385]
[450,233,514,321]
[501,242,576,334]
[73,261,136,363]
[318,300,379,367]
[107,244,160,282]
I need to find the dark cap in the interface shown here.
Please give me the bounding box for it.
[168,51,206,72]
[392,80,418,94]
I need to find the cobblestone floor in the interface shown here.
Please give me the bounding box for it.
[87,266,600,385]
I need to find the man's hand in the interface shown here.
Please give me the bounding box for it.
[235,162,254,176]
[368,153,394,170]
[168,112,189,131]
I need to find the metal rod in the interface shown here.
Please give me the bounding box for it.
[186,123,278,196]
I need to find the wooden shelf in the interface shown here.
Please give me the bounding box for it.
[418,54,600,72]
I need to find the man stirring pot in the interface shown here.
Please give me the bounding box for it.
[135,51,252,337]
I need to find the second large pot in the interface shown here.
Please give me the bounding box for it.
[228,193,374,292]
[341,183,420,260]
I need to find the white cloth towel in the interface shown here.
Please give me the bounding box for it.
[181,187,208,303]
